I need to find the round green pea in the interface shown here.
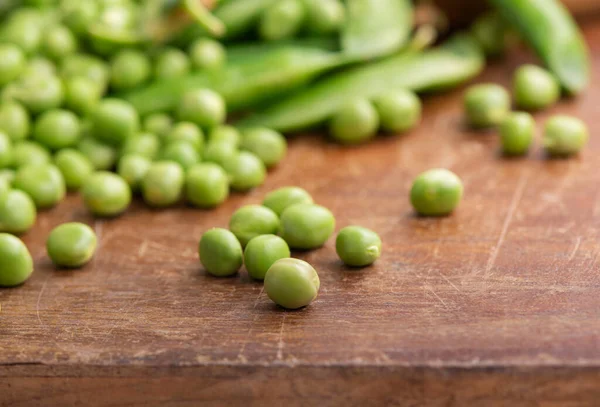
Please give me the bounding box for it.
[279,203,335,250]
[117,154,151,191]
[240,127,287,168]
[77,137,117,171]
[303,0,345,35]
[203,141,236,168]
[189,38,226,71]
[11,141,51,169]
[22,57,56,78]
[209,125,240,147]
[62,1,99,36]
[513,65,560,111]
[259,0,305,41]
[141,161,184,207]
[161,141,200,170]
[12,74,64,115]
[166,122,204,152]
[199,228,243,277]
[264,258,320,309]
[0,102,30,142]
[500,112,535,156]
[185,163,229,208]
[154,48,190,80]
[91,98,140,146]
[223,151,266,192]
[543,115,588,157]
[120,132,160,160]
[229,205,280,247]
[0,132,12,169]
[64,77,102,116]
[0,233,33,287]
[82,171,131,217]
[176,89,226,129]
[1,11,43,55]
[244,234,291,281]
[374,90,422,133]
[410,169,463,216]
[110,49,151,91]
[54,149,94,191]
[0,189,37,234]
[143,113,173,140]
[0,44,26,86]
[60,53,109,92]
[33,109,81,151]
[43,24,78,60]
[464,84,510,128]
[14,164,66,209]
[336,226,382,267]
[46,222,97,268]
[262,186,313,216]
[330,99,379,145]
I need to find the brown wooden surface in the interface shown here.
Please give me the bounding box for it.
[2,20,600,407]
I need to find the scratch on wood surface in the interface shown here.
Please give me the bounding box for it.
[426,287,449,310]
[438,271,461,293]
[92,220,104,269]
[568,237,582,262]
[138,240,149,258]
[276,312,286,361]
[485,173,528,274]
[35,275,49,328]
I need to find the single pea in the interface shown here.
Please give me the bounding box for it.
[279,203,335,250]
[117,154,151,191]
[120,132,160,160]
[91,98,140,146]
[143,113,173,140]
[110,49,151,91]
[203,141,237,168]
[222,151,266,192]
[161,140,200,170]
[513,65,561,111]
[303,0,345,35]
[209,125,240,147]
[176,89,226,129]
[264,258,320,309]
[14,164,66,209]
[54,149,94,191]
[60,53,109,93]
[259,0,305,41]
[188,38,226,71]
[166,122,204,152]
[0,102,30,142]
[0,189,37,234]
[329,99,379,145]
[229,205,280,247]
[0,233,33,287]
[22,57,56,78]
[543,115,589,157]
[154,48,190,80]
[0,132,12,169]
[46,222,97,268]
[374,90,422,133]
[11,141,51,169]
[141,161,184,207]
[43,24,78,60]
[82,171,131,217]
[244,235,291,281]
[1,11,43,55]
[499,112,535,156]
[470,12,511,57]
[0,44,26,86]
[240,127,287,168]
[464,84,510,128]
[199,228,243,277]
[410,169,463,216]
[77,136,118,171]
[64,77,102,116]
[336,226,382,267]
[185,163,229,208]
[262,186,313,216]
[33,109,81,151]
[12,74,64,115]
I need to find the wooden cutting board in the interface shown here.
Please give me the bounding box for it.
[1,18,599,407]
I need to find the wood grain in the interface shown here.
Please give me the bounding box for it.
[1,19,600,407]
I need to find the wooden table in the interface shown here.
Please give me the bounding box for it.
[2,21,600,407]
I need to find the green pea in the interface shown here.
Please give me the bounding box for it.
[46,222,97,268]
[374,90,422,133]
[279,203,335,250]
[14,164,66,209]
[513,65,560,111]
[336,226,382,267]
[33,109,81,151]
[167,122,204,152]
[410,168,463,216]
[244,234,291,281]
[199,228,243,277]
[61,53,109,93]
[141,161,184,207]
[143,113,173,140]
[464,84,510,128]
[82,171,131,217]
[203,140,236,168]
[117,154,151,192]
[64,77,102,116]
[543,115,588,157]
[240,127,287,168]
[189,38,226,71]
[43,24,78,61]
[330,99,379,145]
[12,74,64,115]
[77,136,117,171]
[0,189,37,234]
[500,112,535,156]
[110,49,151,91]
[185,163,229,208]
[209,125,240,147]
[22,57,56,78]
[120,132,160,160]
[229,205,280,247]
[161,140,200,170]
[0,44,26,86]
[91,98,140,146]
[0,233,33,287]
[0,132,12,169]
[154,48,190,80]
[54,149,94,191]
[11,141,51,169]
[264,258,320,309]
[222,151,266,192]
[262,186,313,216]
[0,102,30,142]
[259,0,305,41]
[303,0,345,35]
[1,10,43,55]
[176,89,226,129]
[62,1,99,36]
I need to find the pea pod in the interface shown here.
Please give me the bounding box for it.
[238,34,484,132]
[342,0,413,59]
[490,0,589,95]
[214,0,278,39]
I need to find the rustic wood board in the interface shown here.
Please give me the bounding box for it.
[1,21,600,407]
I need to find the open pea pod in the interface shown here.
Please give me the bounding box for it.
[238,34,484,132]
[489,0,589,95]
